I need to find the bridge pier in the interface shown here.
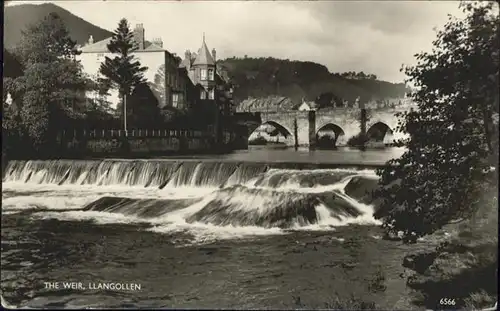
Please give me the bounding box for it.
[293,118,299,150]
[360,108,367,136]
[308,110,317,150]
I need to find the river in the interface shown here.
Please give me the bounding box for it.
[2,147,431,309]
[169,146,406,166]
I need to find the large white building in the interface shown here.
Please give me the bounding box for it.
[78,23,235,123]
[78,24,189,110]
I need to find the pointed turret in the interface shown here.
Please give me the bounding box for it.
[193,33,215,66]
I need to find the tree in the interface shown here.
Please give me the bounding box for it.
[99,18,148,129]
[374,2,499,243]
[11,13,88,154]
[15,12,80,65]
[3,49,24,78]
[127,83,164,129]
[84,77,116,128]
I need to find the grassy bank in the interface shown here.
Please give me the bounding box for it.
[402,189,498,310]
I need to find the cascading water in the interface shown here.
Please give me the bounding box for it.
[3,160,268,188]
[2,159,382,241]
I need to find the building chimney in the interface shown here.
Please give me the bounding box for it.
[152,37,163,48]
[133,23,145,50]
[185,50,192,59]
[88,35,94,44]
[212,48,216,61]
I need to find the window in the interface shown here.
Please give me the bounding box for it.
[178,94,184,108]
[208,69,214,81]
[208,88,215,100]
[200,89,206,100]
[172,94,179,108]
[201,69,207,80]
[96,53,104,63]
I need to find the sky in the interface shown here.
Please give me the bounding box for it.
[6,0,467,83]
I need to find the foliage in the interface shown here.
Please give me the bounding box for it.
[14,12,80,65]
[374,2,499,242]
[315,91,344,108]
[2,78,25,153]
[5,13,89,155]
[347,133,369,148]
[218,57,408,107]
[335,71,377,80]
[3,49,24,78]
[291,292,377,310]
[248,136,267,145]
[403,189,497,310]
[127,83,164,129]
[99,18,148,116]
[317,135,337,149]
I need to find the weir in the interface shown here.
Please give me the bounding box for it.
[2,159,383,230]
[2,159,387,188]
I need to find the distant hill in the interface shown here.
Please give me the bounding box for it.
[3,3,113,50]
[3,3,408,110]
[217,57,409,108]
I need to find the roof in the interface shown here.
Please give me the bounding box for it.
[192,39,215,66]
[298,101,317,111]
[80,38,166,53]
[179,57,192,69]
[80,37,112,53]
[237,96,295,112]
[143,43,165,52]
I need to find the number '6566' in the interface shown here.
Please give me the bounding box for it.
[440,298,456,305]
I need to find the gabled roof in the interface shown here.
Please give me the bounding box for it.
[192,39,215,66]
[80,37,112,53]
[143,43,165,52]
[179,57,192,69]
[80,37,165,53]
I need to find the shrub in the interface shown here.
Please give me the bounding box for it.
[248,136,267,145]
[404,190,498,310]
[347,133,369,149]
[291,293,377,310]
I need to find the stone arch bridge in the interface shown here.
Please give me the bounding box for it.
[235,106,414,148]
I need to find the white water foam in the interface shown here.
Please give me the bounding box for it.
[2,167,381,244]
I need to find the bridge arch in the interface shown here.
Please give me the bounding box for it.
[316,123,346,149]
[248,120,293,145]
[367,122,393,144]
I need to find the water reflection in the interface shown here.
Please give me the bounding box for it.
[219,147,406,166]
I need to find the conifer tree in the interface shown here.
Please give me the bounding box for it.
[99,18,147,130]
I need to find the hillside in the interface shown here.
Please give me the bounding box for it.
[217,57,409,107]
[3,3,113,50]
[3,3,408,109]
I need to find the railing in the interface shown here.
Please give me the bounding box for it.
[60,129,207,139]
